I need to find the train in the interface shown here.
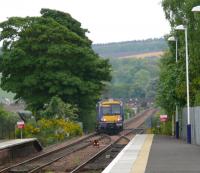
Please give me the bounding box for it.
[96,99,124,134]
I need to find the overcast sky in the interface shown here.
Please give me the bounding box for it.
[0,0,170,43]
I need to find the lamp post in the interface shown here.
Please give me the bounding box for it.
[168,36,179,139]
[175,25,191,143]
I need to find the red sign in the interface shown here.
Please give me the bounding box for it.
[160,115,168,122]
[17,121,25,129]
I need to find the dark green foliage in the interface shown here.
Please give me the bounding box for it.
[0,9,111,129]
[93,38,167,58]
[157,0,200,115]
[39,96,78,121]
[104,57,160,103]
[40,9,90,42]
[0,106,19,139]
[156,52,178,115]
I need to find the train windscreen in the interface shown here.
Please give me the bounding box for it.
[101,104,121,115]
[111,104,121,114]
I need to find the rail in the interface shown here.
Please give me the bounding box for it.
[70,128,144,173]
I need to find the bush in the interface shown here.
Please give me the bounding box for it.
[16,118,83,146]
[124,104,135,120]
[0,105,19,139]
[151,111,172,135]
[39,96,78,121]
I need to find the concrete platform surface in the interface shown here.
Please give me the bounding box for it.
[102,134,153,173]
[0,138,38,150]
[0,138,43,165]
[103,135,200,173]
[145,135,200,173]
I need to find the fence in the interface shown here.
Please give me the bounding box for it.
[180,106,200,145]
[0,114,18,139]
[0,123,16,139]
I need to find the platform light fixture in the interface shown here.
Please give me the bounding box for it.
[192,5,200,12]
[175,24,191,143]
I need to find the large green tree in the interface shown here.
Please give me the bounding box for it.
[0,9,111,125]
[157,0,200,114]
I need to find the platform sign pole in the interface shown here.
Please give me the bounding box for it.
[172,114,174,136]
[20,129,22,139]
[164,122,166,134]
[160,115,168,134]
[17,121,25,139]
[14,125,17,139]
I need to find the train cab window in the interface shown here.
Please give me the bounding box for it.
[112,104,121,114]
[101,104,121,115]
[102,106,111,115]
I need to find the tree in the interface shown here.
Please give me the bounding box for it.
[0,9,111,126]
[0,106,18,139]
[158,0,200,114]
[156,52,178,115]
[146,77,159,102]
[104,58,160,103]
[40,96,78,121]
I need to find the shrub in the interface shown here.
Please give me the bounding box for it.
[16,118,83,146]
[151,111,172,135]
[0,105,19,139]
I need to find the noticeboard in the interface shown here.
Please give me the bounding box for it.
[160,114,168,122]
[17,121,25,129]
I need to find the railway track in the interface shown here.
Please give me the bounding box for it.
[44,109,157,172]
[70,128,145,173]
[124,109,157,129]
[0,133,110,173]
[0,108,157,173]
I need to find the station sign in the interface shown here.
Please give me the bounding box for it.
[160,114,168,122]
[17,121,25,129]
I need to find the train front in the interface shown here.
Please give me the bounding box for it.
[96,99,124,133]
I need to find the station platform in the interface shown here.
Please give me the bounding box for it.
[0,138,42,150]
[0,138,42,165]
[103,134,200,173]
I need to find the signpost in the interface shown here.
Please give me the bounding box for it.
[17,121,25,139]
[160,115,168,122]
[160,115,168,133]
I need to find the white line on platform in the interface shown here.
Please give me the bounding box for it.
[102,134,148,173]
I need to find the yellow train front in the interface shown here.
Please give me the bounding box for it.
[96,99,124,134]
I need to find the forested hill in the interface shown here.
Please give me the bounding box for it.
[92,38,167,58]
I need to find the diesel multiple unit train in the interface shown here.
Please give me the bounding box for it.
[96,99,124,133]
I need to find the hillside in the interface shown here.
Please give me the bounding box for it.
[92,38,167,58]
[0,38,165,104]
[103,57,160,103]
[99,38,164,104]
[118,51,164,59]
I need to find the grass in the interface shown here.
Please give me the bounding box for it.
[118,51,164,59]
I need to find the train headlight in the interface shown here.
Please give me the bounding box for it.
[117,117,122,121]
[101,117,106,122]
